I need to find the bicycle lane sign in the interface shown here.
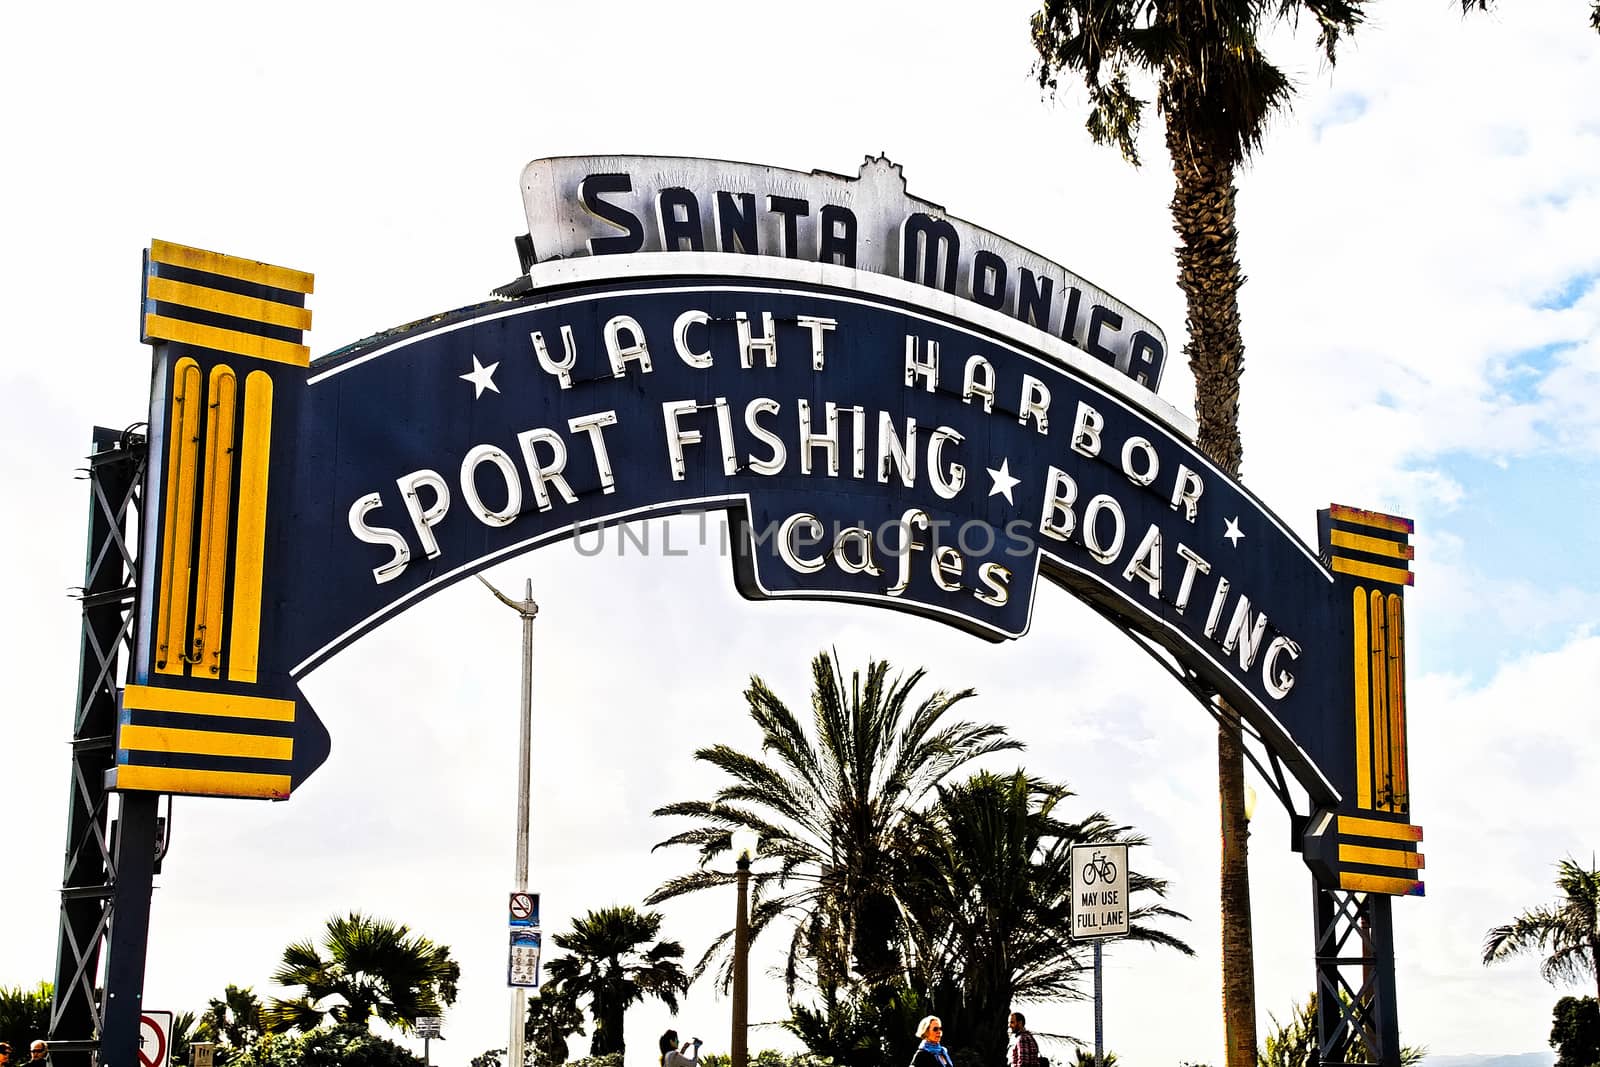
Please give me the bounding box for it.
[1070,844,1130,939]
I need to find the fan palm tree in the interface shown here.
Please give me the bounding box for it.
[542,906,689,1057]
[647,651,1020,996]
[902,771,1191,1064]
[197,984,264,1063]
[263,912,460,1035]
[1482,855,1600,1001]
[1026,5,1497,1062]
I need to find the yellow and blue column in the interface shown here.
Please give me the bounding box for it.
[113,240,325,800]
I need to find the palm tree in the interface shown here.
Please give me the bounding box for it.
[648,651,1019,997]
[901,771,1191,1065]
[1257,993,1426,1067]
[1074,1053,1118,1067]
[543,906,689,1057]
[525,981,586,1067]
[198,984,264,1063]
[1258,994,1322,1067]
[1483,855,1600,1001]
[1025,5,1477,1062]
[263,912,460,1035]
[169,1012,199,1067]
[782,981,929,1067]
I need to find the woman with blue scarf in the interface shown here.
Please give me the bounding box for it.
[911,1016,954,1067]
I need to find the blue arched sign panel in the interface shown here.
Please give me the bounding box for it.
[120,159,1423,903]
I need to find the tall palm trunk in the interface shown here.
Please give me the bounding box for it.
[962,937,1015,1067]
[1167,126,1245,472]
[1216,706,1256,1067]
[591,979,625,1057]
[1166,120,1255,1067]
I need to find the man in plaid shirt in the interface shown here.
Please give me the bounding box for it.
[1008,1013,1041,1067]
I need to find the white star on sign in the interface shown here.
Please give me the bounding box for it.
[987,459,1021,504]
[1223,517,1245,547]
[460,355,501,398]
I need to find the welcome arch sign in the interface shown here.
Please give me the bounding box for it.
[71,155,1422,1065]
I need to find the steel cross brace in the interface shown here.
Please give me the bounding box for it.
[1311,887,1401,1067]
[49,427,160,1067]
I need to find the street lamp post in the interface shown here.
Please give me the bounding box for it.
[480,576,539,1067]
[730,829,759,1067]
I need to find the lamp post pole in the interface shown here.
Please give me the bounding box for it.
[480,576,538,1067]
[730,831,758,1067]
[732,853,751,1067]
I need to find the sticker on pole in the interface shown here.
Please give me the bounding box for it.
[509,891,539,927]
[139,1011,173,1067]
[1070,844,1130,939]
[508,928,541,988]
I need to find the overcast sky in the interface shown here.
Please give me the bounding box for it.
[3,2,1598,1065]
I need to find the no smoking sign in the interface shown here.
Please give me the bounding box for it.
[509,891,539,927]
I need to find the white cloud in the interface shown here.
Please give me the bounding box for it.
[1402,634,1600,1052]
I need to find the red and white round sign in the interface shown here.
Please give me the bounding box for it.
[138,1011,172,1067]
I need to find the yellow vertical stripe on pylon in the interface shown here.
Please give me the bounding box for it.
[1387,593,1408,814]
[1352,586,1372,810]
[156,358,203,676]
[191,365,238,679]
[229,371,273,684]
[1369,590,1391,811]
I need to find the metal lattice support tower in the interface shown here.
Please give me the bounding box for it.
[49,427,152,1067]
[1312,886,1401,1067]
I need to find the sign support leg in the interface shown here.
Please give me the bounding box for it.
[101,792,160,1066]
[1367,896,1401,1065]
[1312,880,1401,1066]
[1093,940,1104,1067]
[50,429,145,1067]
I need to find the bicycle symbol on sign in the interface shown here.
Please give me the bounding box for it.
[1081,850,1118,886]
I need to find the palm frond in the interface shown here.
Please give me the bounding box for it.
[1482,855,1600,993]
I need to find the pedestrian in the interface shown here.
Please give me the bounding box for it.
[911,1016,953,1067]
[1007,1012,1041,1067]
[659,1029,701,1067]
[1,1040,13,1066]
[27,1043,47,1064]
